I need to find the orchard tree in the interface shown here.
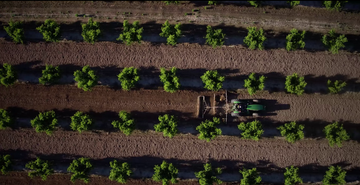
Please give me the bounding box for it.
[25,158,54,181]
[244,73,266,95]
[4,20,24,44]
[195,163,222,185]
[117,20,143,45]
[70,111,94,133]
[323,1,348,11]
[201,70,225,91]
[39,64,61,85]
[208,1,218,5]
[159,67,180,93]
[0,109,13,130]
[163,1,179,5]
[204,25,225,48]
[152,161,178,185]
[36,19,61,42]
[287,1,300,7]
[277,121,304,143]
[0,154,11,174]
[111,111,135,136]
[286,28,306,51]
[238,120,264,141]
[109,160,132,184]
[327,80,346,94]
[160,20,182,46]
[322,166,346,185]
[243,27,266,50]
[67,158,93,183]
[239,168,262,185]
[30,110,58,135]
[0,63,17,87]
[285,73,307,95]
[323,122,349,147]
[118,67,140,91]
[196,117,222,142]
[81,18,101,44]
[154,114,178,138]
[322,29,347,54]
[74,65,98,91]
[284,166,303,185]
[248,1,262,7]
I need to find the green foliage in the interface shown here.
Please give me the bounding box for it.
[0,63,17,87]
[195,163,222,185]
[111,111,135,136]
[109,160,132,184]
[196,117,222,142]
[285,73,307,95]
[117,67,140,91]
[243,27,266,50]
[117,20,143,45]
[238,120,264,141]
[208,1,218,5]
[0,154,11,174]
[284,166,303,185]
[323,1,348,11]
[159,67,180,93]
[248,1,262,7]
[322,166,346,185]
[204,25,225,48]
[30,111,58,135]
[25,158,54,181]
[154,114,178,138]
[322,29,347,54]
[36,19,61,42]
[67,158,93,183]
[81,18,101,44]
[277,121,304,143]
[0,109,13,129]
[323,122,349,147]
[159,20,182,46]
[287,1,300,7]
[244,73,266,95]
[327,80,346,94]
[163,1,179,5]
[286,29,306,51]
[73,65,98,91]
[4,20,24,44]
[39,64,61,85]
[152,161,179,185]
[200,70,225,91]
[70,111,94,133]
[239,168,261,185]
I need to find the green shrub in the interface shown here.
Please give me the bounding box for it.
[4,20,24,44]
[111,111,135,136]
[284,166,303,185]
[81,18,101,44]
[285,73,307,95]
[36,19,61,42]
[0,154,11,174]
[286,28,306,51]
[154,114,178,138]
[160,20,182,46]
[70,111,94,133]
[30,111,58,135]
[67,158,93,183]
[0,109,13,129]
[204,25,225,48]
[238,120,264,141]
[196,117,222,142]
[323,1,348,11]
[239,168,261,185]
[243,27,266,50]
[159,67,180,93]
[25,158,54,181]
[73,65,98,91]
[327,80,346,94]
[277,121,304,143]
[208,1,218,5]
[322,166,346,185]
[244,73,266,95]
[163,1,179,5]
[0,63,17,87]
[322,29,347,54]
[200,70,225,91]
[323,122,349,147]
[195,163,222,185]
[152,161,178,185]
[117,20,143,45]
[287,1,300,7]
[109,160,132,184]
[117,67,140,91]
[39,64,61,85]
[248,1,262,7]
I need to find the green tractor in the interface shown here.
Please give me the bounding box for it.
[230,99,266,117]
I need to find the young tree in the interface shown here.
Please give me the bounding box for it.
[322,29,347,54]
[154,114,178,138]
[239,168,262,185]
[196,117,222,142]
[111,111,135,136]
[163,1,179,5]
[31,111,58,136]
[0,154,11,174]
[81,18,101,44]
[248,1,262,7]
[0,63,17,87]
[286,28,306,51]
[67,158,93,183]
[200,70,225,91]
[277,121,304,143]
[195,163,222,185]
[70,111,94,133]
[117,20,143,45]
[287,1,300,7]
[160,20,182,46]
[323,1,348,11]
[327,80,346,94]
[25,158,54,181]
[152,161,178,185]
[4,20,24,44]
[238,120,264,141]
[73,65,98,91]
[243,27,266,50]
[0,109,13,130]
[36,19,61,42]
[117,67,140,91]
[39,64,61,85]
[284,166,303,185]
[109,160,132,184]
[204,25,225,48]
[322,166,346,185]
[285,73,307,95]
[244,73,266,95]
[323,122,349,147]
[159,67,180,93]
[208,1,218,5]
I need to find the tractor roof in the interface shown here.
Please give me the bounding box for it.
[246,104,265,111]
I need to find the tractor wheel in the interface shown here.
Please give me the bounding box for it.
[231,99,239,103]
[231,112,240,117]
[252,113,259,117]
[253,99,259,103]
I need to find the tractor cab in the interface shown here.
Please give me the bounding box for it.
[230,99,265,117]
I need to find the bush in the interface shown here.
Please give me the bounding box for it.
[30,111,58,135]
[322,29,347,54]
[0,109,13,129]
[238,120,264,141]
[117,67,140,91]
[0,63,17,87]
[204,25,225,48]
[163,1,179,5]
[284,166,303,185]
[323,1,348,11]
[70,111,94,133]
[327,80,346,94]
[152,161,178,185]
[36,19,61,42]
[286,28,306,51]
[109,160,132,184]
[243,27,266,50]
[0,154,11,174]
[25,158,54,181]
[154,114,178,138]
[117,20,143,45]
[244,73,266,95]
[248,1,262,7]
[39,64,62,85]
[277,121,304,143]
[323,122,349,147]
[200,70,225,91]
[195,163,222,185]
[111,111,135,136]
[74,65,98,91]
[4,20,24,44]
[81,18,101,44]
[323,166,346,185]
[285,73,307,95]
[208,1,218,5]
[196,117,222,142]
[287,1,300,7]
[239,168,261,185]
[159,67,180,93]
[67,158,93,183]
[160,20,182,46]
